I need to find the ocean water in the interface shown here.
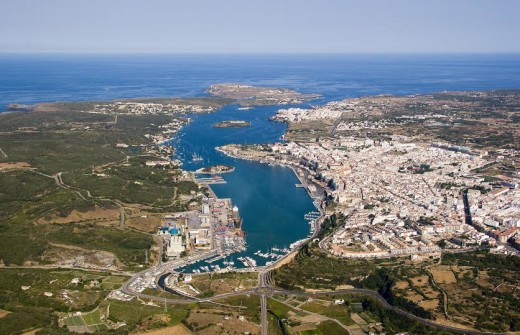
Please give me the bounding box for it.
[1,53,519,269]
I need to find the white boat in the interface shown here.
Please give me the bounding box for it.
[192,153,203,162]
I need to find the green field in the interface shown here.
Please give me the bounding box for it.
[82,309,102,325]
[62,315,86,327]
[267,298,294,319]
[0,268,129,334]
[299,300,354,326]
[215,295,261,322]
[316,320,350,335]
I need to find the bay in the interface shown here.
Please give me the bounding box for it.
[1,53,519,270]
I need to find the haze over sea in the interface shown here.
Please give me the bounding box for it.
[2,53,520,268]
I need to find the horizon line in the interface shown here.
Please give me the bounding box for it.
[1,51,520,56]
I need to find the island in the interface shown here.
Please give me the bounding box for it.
[195,164,235,174]
[212,120,251,128]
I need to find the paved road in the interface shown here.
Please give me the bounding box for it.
[271,288,504,335]
[119,214,505,335]
[257,271,271,335]
[51,172,87,200]
[121,252,505,335]
[271,296,352,335]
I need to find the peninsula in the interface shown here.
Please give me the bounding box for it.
[207,83,320,106]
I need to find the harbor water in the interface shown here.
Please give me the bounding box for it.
[1,53,520,271]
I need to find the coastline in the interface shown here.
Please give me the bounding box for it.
[215,146,321,208]
[215,145,327,255]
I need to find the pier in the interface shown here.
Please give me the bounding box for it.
[195,176,227,184]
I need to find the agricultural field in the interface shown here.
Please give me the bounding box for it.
[135,324,193,335]
[274,243,520,333]
[265,294,388,335]
[61,308,107,333]
[434,252,520,333]
[299,299,354,327]
[60,298,195,334]
[180,295,261,335]
[0,268,128,334]
[189,272,258,297]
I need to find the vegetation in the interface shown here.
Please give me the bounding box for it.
[361,297,454,335]
[438,251,520,332]
[0,268,128,334]
[274,242,520,333]
[274,243,385,291]
[0,110,200,268]
[216,295,261,322]
[46,224,153,266]
[361,268,434,319]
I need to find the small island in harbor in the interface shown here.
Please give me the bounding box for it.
[195,164,235,174]
[212,120,251,128]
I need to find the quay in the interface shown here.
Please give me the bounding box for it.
[195,176,227,184]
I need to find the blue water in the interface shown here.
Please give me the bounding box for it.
[1,53,520,269]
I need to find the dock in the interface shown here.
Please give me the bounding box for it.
[195,177,227,184]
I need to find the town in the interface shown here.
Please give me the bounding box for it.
[218,133,519,259]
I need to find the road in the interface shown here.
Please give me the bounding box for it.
[33,170,128,226]
[123,267,503,335]
[117,192,504,335]
[119,240,506,335]
[270,295,352,335]
[256,270,272,335]
[52,172,88,200]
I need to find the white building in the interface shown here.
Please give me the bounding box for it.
[166,235,184,257]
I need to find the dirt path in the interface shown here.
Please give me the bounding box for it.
[424,266,450,320]
[0,146,8,159]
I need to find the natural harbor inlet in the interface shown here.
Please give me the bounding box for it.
[1,2,520,335]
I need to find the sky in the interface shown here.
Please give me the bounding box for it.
[0,0,519,53]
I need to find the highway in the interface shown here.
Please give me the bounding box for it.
[123,267,505,335]
[256,270,272,335]
[119,217,506,335]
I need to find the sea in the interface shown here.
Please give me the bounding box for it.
[1,53,519,271]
